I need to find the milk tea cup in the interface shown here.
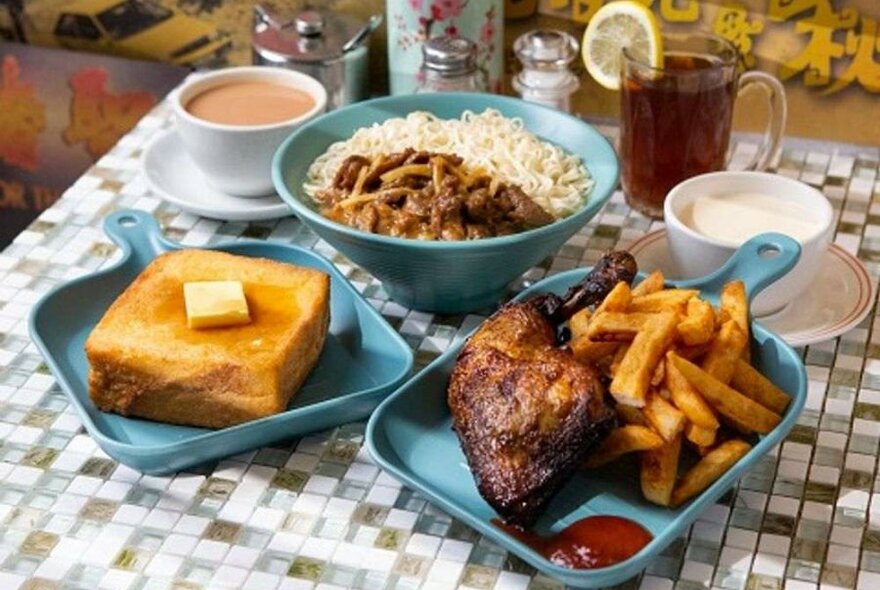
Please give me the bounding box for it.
[171,66,327,197]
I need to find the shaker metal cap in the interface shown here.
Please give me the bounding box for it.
[422,36,477,75]
[514,30,579,69]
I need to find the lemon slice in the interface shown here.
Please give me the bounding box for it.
[582,1,663,90]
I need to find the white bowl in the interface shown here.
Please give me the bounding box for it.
[664,171,834,316]
[171,66,327,197]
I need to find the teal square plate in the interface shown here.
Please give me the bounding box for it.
[366,233,807,588]
[30,210,413,475]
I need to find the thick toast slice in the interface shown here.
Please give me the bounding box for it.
[85,249,330,429]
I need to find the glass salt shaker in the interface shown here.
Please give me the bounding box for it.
[513,30,580,112]
[416,36,482,93]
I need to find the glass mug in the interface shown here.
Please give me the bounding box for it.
[619,32,787,218]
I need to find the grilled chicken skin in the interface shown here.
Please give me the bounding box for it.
[447,252,637,526]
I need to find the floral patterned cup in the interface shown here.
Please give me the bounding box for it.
[387,0,504,94]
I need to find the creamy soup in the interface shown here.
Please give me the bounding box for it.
[186,81,315,126]
[679,192,821,245]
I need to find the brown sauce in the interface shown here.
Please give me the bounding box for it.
[493,515,652,569]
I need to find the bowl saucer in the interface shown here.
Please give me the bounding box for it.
[627,229,875,347]
[142,130,292,222]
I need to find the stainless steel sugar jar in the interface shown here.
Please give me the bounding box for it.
[252,5,380,110]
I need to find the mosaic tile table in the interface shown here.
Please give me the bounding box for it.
[1,103,879,590]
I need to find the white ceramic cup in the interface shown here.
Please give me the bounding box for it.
[664,171,834,316]
[171,67,327,197]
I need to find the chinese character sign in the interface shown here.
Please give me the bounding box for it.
[538,0,880,96]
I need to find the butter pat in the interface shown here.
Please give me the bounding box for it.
[184,281,251,329]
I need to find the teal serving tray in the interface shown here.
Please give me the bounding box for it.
[30,210,413,475]
[366,233,808,588]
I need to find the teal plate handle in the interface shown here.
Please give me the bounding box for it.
[672,232,801,304]
[103,209,172,267]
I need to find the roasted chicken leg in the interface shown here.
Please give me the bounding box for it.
[447,252,638,525]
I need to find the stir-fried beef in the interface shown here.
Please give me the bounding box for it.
[318,150,555,241]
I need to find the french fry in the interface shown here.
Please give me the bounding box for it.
[572,337,619,364]
[569,308,592,341]
[629,289,699,313]
[714,307,728,329]
[583,425,664,468]
[632,271,665,297]
[609,343,631,377]
[676,343,711,363]
[731,360,792,414]
[665,355,719,430]
[595,282,633,315]
[641,434,681,506]
[610,312,678,407]
[668,353,782,434]
[616,404,648,426]
[644,390,686,441]
[570,286,625,365]
[670,440,751,507]
[595,355,616,381]
[677,298,715,346]
[570,284,627,364]
[721,281,750,361]
[685,422,717,447]
[701,320,748,384]
[586,312,653,342]
[651,358,666,387]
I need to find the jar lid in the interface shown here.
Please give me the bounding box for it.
[514,30,579,69]
[295,10,324,36]
[422,36,477,75]
[252,6,366,64]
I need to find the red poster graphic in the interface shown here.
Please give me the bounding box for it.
[0,55,45,171]
[0,42,187,246]
[63,67,157,159]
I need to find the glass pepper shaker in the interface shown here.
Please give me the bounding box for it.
[416,36,482,93]
[512,30,580,112]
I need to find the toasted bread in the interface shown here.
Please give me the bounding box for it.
[85,249,330,429]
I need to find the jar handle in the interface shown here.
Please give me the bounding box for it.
[254,3,290,29]
[731,71,787,172]
[343,15,383,53]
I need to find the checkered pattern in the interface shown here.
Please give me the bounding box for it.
[0,101,878,590]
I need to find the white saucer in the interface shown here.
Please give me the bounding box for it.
[142,130,292,222]
[627,229,876,347]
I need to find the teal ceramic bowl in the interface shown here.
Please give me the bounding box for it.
[271,93,619,313]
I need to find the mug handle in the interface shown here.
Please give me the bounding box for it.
[732,71,787,172]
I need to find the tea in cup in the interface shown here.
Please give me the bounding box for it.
[620,32,787,218]
[172,66,327,197]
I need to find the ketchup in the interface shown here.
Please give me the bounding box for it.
[493,515,652,569]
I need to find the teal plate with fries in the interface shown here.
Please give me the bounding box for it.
[30,210,414,475]
[366,233,807,588]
